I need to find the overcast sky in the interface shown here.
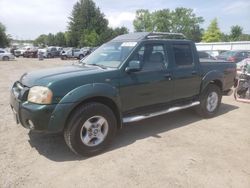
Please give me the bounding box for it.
[0,0,249,40]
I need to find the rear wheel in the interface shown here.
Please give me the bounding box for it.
[64,102,117,156]
[3,56,9,61]
[196,84,222,118]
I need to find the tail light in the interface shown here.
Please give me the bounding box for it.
[228,56,236,62]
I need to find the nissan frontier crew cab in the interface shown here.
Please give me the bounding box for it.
[10,32,236,156]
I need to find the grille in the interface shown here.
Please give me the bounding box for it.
[12,82,29,101]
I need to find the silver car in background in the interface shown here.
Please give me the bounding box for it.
[0,49,15,61]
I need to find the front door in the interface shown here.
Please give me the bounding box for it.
[119,42,174,113]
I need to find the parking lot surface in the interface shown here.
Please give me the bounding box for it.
[0,58,250,188]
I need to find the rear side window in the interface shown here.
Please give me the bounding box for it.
[173,44,194,67]
[198,51,209,58]
[0,50,4,53]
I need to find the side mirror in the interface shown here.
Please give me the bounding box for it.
[125,60,141,73]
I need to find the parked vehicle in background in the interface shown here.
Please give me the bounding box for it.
[10,32,236,156]
[204,50,228,59]
[23,47,38,58]
[14,46,32,57]
[198,51,216,60]
[44,46,63,58]
[61,47,92,60]
[0,49,15,61]
[217,50,250,63]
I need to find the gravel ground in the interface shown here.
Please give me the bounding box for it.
[0,57,250,188]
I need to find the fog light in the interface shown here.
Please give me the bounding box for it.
[27,120,34,129]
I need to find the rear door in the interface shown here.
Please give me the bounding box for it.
[170,41,201,100]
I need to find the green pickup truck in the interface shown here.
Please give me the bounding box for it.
[10,32,236,156]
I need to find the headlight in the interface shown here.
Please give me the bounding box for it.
[28,86,53,104]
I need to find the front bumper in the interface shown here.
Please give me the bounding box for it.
[10,82,73,133]
[10,90,56,131]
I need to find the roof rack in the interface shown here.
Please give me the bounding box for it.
[146,32,186,40]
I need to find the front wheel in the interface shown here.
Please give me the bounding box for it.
[64,102,117,156]
[79,54,84,60]
[3,56,9,61]
[196,84,222,118]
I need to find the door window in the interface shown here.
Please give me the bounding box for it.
[133,44,168,71]
[173,44,194,67]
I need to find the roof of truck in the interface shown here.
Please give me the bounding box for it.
[111,32,187,42]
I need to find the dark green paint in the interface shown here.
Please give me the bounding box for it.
[10,34,236,132]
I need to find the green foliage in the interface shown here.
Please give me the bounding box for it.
[133,8,204,42]
[202,18,222,42]
[80,30,100,47]
[66,0,129,47]
[230,25,243,41]
[133,9,153,32]
[221,33,230,42]
[0,22,10,48]
[34,32,67,47]
[170,8,204,42]
[152,9,171,32]
[33,34,47,47]
[33,0,129,47]
[68,0,108,47]
[239,34,250,41]
[54,32,67,47]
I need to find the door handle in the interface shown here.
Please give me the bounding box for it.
[164,73,172,80]
[191,71,197,75]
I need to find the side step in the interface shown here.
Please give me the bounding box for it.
[122,101,200,123]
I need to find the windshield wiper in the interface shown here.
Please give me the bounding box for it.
[87,63,107,69]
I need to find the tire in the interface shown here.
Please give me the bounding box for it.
[196,84,222,118]
[3,56,9,61]
[79,54,84,60]
[47,54,52,58]
[61,55,67,60]
[64,102,117,156]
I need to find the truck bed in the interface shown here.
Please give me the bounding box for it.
[199,59,236,91]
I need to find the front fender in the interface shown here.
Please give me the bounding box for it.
[200,70,224,92]
[47,83,121,132]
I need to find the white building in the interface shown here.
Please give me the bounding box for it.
[196,41,250,51]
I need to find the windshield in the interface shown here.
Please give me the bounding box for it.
[80,41,137,68]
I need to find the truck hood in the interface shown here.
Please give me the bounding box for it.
[20,64,109,87]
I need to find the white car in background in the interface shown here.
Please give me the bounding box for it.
[14,46,32,57]
[0,49,15,61]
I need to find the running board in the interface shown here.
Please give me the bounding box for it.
[122,101,200,123]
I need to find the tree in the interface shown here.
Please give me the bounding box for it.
[152,9,171,32]
[202,18,222,42]
[0,22,10,48]
[133,9,153,32]
[34,34,48,47]
[133,8,204,42]
[68,0,109,47]
[46,33,55,46]
[54,32,66,47]
[221,33,230,42]
[230,25,243,41]
[170,8,204,42]
[239,34,250,41]
[80,30,100,47]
